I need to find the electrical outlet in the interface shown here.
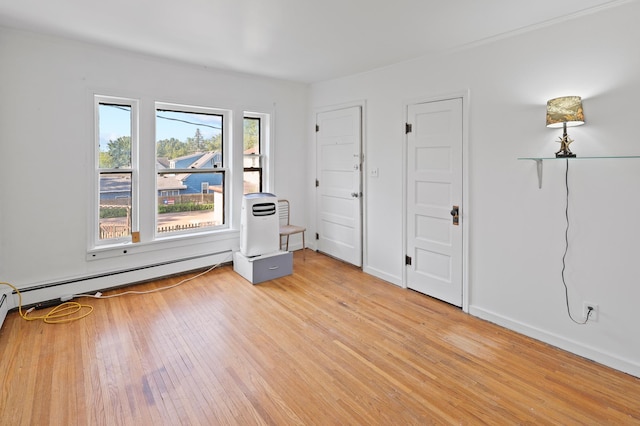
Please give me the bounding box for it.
[583,302,598,322]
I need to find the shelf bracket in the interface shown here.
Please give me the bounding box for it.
[519,158,544,188]
[534,159,543,189]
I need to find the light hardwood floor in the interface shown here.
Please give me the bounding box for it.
[1,251,639,425]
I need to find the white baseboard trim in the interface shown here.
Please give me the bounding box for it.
[469,305,640,379]
[363,265,403,287]
[7,250,234,309]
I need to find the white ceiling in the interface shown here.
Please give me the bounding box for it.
[0,0,629,83]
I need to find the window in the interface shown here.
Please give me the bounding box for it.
[95,97,138,244]
[156,103,229,235]
[93,97,271,251]
[243,114,268,194]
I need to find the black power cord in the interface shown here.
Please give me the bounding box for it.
[561,158,592,325]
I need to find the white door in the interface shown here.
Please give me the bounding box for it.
[406,98,463,306]
[316,106,362,267]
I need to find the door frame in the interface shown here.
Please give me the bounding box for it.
[311,100,366,267]
[402,90,470,312]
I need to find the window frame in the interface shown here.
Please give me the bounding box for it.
[154,102,231,238]
[243,112,271,195]
[93,95,139,248]
[89,98,273,257]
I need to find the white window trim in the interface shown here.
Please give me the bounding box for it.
[88,99,274,259]
[92,95,139,249]
[154,102,232,239]
[244,111,273,193]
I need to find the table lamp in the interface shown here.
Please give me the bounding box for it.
[546,96,585,157]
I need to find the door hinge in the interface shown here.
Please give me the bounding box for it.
[405,255,412,266]
[315,179,319,187]
[316,233,319,240]
[315,124,320,132]
[405,123,412,134]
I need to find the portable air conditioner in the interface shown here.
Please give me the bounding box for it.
[240,193,279,257]
[236,193,293,284]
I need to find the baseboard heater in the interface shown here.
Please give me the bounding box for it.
[0,288,11,332]
[1,250,232,320]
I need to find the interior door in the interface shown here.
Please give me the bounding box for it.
[316,106,362,267]
[406,98,463,307]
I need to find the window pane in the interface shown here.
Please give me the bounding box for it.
[99,173,132,240]
[243,117,260,155]
[99,104,131,169]
[243,117,262,195]
[156,106,225,234]
[243,170,261,194]
[156,109,223,168]
[157,172,224,234]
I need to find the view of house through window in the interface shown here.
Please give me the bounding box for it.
[97,101,135,242]
[156,106,226,234]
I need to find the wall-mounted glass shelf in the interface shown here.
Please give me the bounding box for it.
[518,156,640,188]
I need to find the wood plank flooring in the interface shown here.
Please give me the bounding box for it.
[1,250,639,425]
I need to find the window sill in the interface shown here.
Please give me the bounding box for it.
[87,228,239,261]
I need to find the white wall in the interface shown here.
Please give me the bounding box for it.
[309,2,640,377]
[0,27,308,303]
[2,3,639,379]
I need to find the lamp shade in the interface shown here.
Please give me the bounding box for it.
[546,96,585,128]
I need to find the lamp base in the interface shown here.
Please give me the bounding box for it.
[555,125,576,158]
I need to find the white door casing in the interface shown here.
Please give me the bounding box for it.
[316,106,363,267]
[406,98,463,307]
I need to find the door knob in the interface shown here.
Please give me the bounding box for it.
[450,205,459,226]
